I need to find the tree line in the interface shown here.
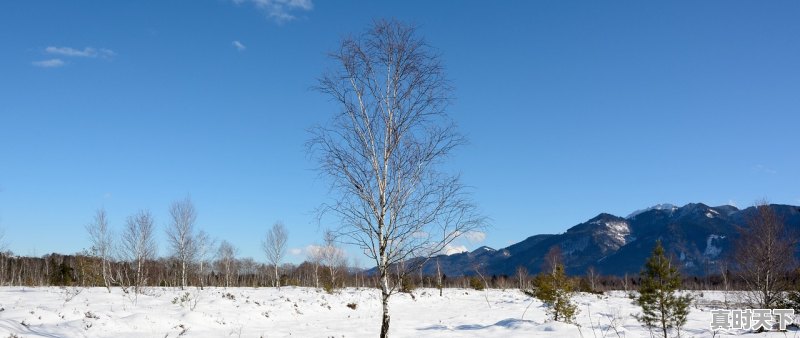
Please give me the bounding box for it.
[0,201,795,297]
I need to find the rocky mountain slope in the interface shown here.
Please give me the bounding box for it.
[417,203,800,276]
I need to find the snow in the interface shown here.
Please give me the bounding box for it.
[589,220,631,249]
[0,287,795,337]
[626,203,678,219]
[704,234,725,258]
[604,221,631,247]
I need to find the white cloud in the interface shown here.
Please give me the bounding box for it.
[232,40,247,51]
[289,248,303,255]
[444,244,468,255]
[45,46,115,58]
[304,244,322,256]
[32,59,65,68]
[464,231,486,243]
[232,0,313,23]
[454,230,486,243]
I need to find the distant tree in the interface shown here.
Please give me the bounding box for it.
[262,221,288,288]
[166,197,198,289]
[306,244,324,288]
[194,230,215,289]
[635,240,692,338]
[542,245,563,275]
[528,263,578,323]
[216,240,237,287]
[310,19,485,338]
[733,201,797,310]
[0,226,7,284]
[469,276,485,291]
[121,210,157,294]
[585,266,599,292]
[321,231,347,289]
[436,258,444,296]
[86,208,114,292]
[516,266,528,289]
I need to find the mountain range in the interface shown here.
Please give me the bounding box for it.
[417,203,800,277]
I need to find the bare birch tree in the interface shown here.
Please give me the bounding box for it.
[263,221,288,288]
[216,240,237,288]
[310,19,485,338]
[195,230,215,289]
[733,201,797,309]
[166,197,197,289]
[121,210,157,294]
[86,208,114,292]
[307,245,323,288]
[321,230,347,289]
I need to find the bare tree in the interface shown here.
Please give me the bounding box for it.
[262,221,288,288]
[321,231,347,289]
[306,245,323,288]
[586,266,599,292]
[166,197,198,289]
[195,230,215,289]
[86,208,114,292]
[216,240,237,288]
[436,258,444,296]
[121,210,157,294]
[733,202,797,309]
[310,19,485,338]
[543,245,563,276]
[516,266,528,290]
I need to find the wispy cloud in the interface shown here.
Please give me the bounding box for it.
[45,46,115,58]
[32,58,65,68]
[754,164,777,175]
[464,231,486,243]
[232,0,313,24]
[454,230,486,243]
[289,248,303,255]
[232,40,247,51]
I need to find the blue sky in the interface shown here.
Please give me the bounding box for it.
[1,1,798,262]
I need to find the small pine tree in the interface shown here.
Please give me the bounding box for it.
[635,240,692,338]
[529,263,578,323]
[400,276,416,293]
[469,276,485,291]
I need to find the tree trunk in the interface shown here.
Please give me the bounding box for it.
[102,258,111,293]
[181,259,187,290]
[380,280,391,338]
[199,261,205,290]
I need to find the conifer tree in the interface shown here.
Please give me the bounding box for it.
[529,263,578,323]
[635,240,692,338]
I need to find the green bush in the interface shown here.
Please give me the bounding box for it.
[469,276,485,291]
[400,277,416,293]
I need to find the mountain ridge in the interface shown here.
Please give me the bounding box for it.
[413,203,800,277]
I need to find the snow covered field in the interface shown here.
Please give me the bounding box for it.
[0,287,794,337]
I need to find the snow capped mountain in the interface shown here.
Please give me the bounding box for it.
[414,203,800,277]
[626,203,678,219]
